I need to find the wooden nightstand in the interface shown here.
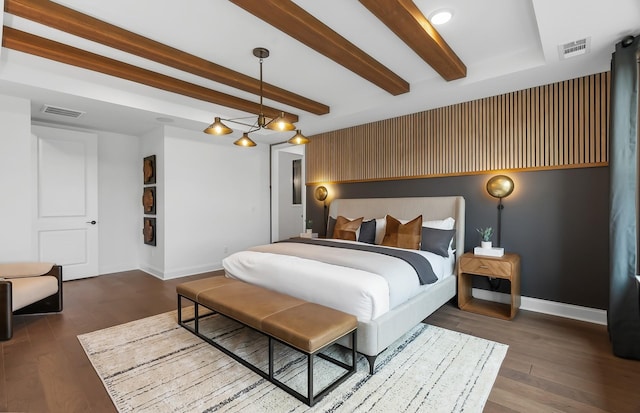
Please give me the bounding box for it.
[457,252,521,320]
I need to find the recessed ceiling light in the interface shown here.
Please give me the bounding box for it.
[429,10,452,25]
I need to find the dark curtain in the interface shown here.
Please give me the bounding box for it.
[609,34,640,359]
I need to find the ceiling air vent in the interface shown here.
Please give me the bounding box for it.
[40,104,86,118]
[558,37,591,59]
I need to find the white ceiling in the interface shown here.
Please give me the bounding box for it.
[0,0,638,143]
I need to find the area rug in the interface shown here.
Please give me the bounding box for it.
[78,311,507,413]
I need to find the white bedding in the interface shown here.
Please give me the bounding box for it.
[222,240,454,322]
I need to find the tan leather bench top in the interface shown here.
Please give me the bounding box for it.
[262,303,357,353]
[198,281,306,330]
[176,276,236,302]
[178,277,357,353]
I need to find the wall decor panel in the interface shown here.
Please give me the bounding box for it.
[307,72,610,184]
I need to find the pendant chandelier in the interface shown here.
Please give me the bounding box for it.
[203,47,309,147]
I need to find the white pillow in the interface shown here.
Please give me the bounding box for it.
[374,216,386,244]
[423,217,455,230]
[398,216,455,229]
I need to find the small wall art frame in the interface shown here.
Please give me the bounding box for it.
[142,187,156,214]
[143,217,156,246]
[143,155,156,184]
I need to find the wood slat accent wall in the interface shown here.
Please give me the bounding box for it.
[306,72,610,184]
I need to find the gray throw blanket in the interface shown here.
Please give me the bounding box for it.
[280,237,438,285]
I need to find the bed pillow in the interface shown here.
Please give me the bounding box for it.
[381,215,422,250]
[327,216,337,238]
[330,215,368,240]
[422,217,455,230]
[374,217,386,244]
[358,219,376,244]
[332,216,363,241]
[421,227,456,257]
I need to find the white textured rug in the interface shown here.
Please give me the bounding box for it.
[78,311,507,413]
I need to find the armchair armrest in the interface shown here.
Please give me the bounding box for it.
[13,265,63,314]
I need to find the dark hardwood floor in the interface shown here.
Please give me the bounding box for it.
[1,270,638,412]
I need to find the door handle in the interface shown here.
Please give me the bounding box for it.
[86,220,97,225]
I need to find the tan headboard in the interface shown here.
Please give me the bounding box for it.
[328,196,466,262]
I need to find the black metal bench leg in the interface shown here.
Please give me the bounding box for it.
[194,302,199,334]
[351,330,357,373]
[308,351,314,406]
[269,337,274,380]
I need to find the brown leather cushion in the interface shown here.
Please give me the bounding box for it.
[198,281,305,330]
[332,216,363,241]
[381,214,422,250]
[262,303,357,353]
[176,276,237,302]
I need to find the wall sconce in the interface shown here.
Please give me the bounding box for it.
[486,175,514,247]
[314,186,328,203]
[315,186,329,235]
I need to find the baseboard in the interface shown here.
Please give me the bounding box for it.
[99,265,137,276]
[139,264,164,280]
[160,262,223,280]
[472,288,607,325]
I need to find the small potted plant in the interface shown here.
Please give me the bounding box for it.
[476,227,493,249]
[306,219,314,233]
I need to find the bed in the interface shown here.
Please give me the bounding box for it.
[223,196,465,373]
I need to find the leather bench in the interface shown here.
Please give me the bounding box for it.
[177,276,357,406]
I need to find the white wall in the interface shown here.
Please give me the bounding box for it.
[162,126,270,278]
[0,93,271,278]
[97,131,140,274]
[0,95,33,261]
[139,127,165,277]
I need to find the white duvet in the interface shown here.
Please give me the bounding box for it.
[222,240,454,321]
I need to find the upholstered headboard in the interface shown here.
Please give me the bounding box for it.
[327,196,466,262]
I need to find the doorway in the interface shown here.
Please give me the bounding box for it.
[271,143,305,242]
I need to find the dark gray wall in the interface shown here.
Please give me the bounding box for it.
[306,167,610,309]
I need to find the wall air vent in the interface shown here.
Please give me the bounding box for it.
[40,104,86,118]
[558,37,591,59]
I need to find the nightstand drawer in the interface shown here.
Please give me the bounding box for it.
[460,257,512,277]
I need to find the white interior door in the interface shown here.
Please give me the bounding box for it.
[33,125,98,280]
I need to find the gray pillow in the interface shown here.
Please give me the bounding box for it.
[420,227,455,257]
[358,219,376,244]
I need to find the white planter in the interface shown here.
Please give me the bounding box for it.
[306,229,312,233]
[481,241,492,249]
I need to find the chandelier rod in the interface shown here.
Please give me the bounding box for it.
[259,53,264,119]
[253,46,269,129]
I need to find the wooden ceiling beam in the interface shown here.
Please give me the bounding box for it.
[359,0,466,81]
[230,0,410,96]
[4,0,328,115]
[1,27,298,123]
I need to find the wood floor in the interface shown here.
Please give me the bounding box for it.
[1,270,638,412]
